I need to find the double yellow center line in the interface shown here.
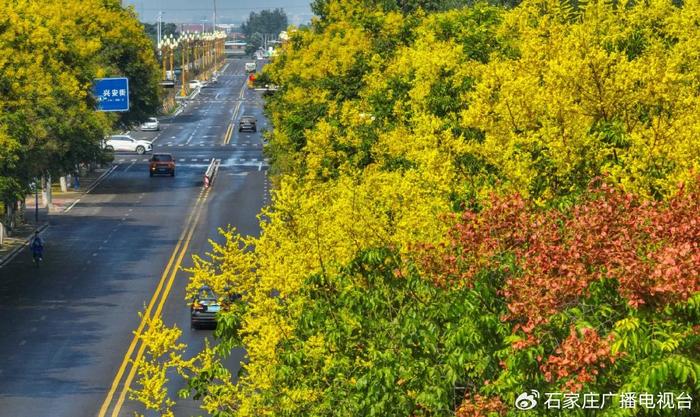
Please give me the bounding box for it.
[97,185,211,417]
[223,76,248,145]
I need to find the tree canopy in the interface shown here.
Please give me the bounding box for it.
[0,0,160,207]
[134,0,700,416]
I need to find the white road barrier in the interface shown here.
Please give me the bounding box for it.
[204,158,221,189]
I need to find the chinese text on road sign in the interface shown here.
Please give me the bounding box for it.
[93,78,129,112]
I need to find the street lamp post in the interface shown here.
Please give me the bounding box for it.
[179,32,188,96]
[169,35,176,81]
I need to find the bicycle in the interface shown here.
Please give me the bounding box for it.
[32,248,43,267]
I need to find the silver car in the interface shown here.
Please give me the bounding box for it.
[140,117,159,131]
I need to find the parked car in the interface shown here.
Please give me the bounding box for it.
[149,153,175,177]
[238,115,257,132]
[103,135,152,154]
[140,117,160,131]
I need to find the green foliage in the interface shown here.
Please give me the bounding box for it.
[241,8,288,53]
[131,1,700,416]
[0,0,160,205]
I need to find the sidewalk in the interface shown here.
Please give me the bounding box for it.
[0,166,113,267]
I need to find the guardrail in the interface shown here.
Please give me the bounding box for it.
[204,158,221,189]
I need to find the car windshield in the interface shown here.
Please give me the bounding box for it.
[196,287,216,301]
[152,154,172,162]
[241,116,256,122]
[148,118,157,123]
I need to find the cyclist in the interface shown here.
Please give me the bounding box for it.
[30,231,44,264]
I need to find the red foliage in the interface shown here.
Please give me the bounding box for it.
[456,394,507,417]
[540,326,618,392]
[419,177,700,336]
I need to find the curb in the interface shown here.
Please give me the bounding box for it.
[0,223,49,268]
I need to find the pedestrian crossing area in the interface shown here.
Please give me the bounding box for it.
[189,98,261,104]
[115,157,269,164]
[154,142,263,148]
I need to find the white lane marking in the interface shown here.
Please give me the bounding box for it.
[92,253,98,257]
[203,158,209,162]
[178,144,184,147]
[258,162,263,171]
[131,158,137,162]
[19,340,26,346]
[123,161,137,173]
[64,164,119,213]
[192,158,198,162]
[179,158,185,162]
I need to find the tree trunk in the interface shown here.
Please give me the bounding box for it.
[46,174,53,210]
[60,176,68,192]
[41,175,48,208]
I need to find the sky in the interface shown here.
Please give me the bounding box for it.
[124,0,313,25]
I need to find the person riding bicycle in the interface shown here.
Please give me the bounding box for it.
[30,231,44,262]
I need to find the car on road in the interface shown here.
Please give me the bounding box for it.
[188,79,205,90]
[238,115,257,132]
[103,135,152,155]
[139,117,160,131]
[245,62,257,73]
[190,285,242,329]
[190,286,220,329]
[149,153,175,177]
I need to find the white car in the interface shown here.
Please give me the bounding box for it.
[245,62,257,73]
[188,79,205,89]
[140,117,159,131]
[103,135,153,155]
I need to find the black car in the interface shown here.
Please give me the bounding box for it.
[238,115,257,132]
[190,286,220,329]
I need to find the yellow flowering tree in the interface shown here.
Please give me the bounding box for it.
[134,1,700,416]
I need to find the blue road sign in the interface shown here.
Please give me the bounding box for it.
[93,77,129,112]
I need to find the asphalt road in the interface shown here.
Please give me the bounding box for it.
[0,59,269,417]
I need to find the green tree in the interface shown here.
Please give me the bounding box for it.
[241,8,288,52]
[0,0,160,218]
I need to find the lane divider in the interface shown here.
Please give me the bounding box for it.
[224,121,233,145]
[109,187,211,417]
[97,185,211,417]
